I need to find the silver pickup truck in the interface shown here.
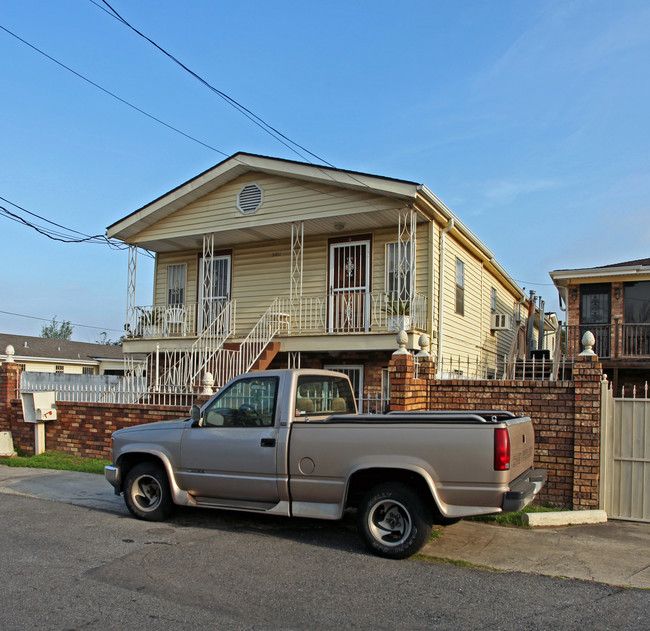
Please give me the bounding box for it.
[106,369,546,558]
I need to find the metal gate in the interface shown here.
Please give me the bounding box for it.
[600,381,650,522]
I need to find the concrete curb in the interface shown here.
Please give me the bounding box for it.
[524,509,608,527]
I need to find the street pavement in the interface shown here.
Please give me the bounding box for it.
[1,464,648,589]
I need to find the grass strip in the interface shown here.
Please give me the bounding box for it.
[0,450,109,475]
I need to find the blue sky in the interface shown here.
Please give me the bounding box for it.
[1,0,648,341]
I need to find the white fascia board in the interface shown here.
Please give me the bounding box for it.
[243,154,419,199]
[2,355,99,366]
[550,265,650,284]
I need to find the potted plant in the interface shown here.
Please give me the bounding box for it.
[136,309,162,338]
[385,298,411,331]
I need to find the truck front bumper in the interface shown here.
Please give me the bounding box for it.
[503,468,547,513]
[104,465,121,495]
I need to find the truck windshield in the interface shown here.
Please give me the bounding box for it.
[295,375,356,417]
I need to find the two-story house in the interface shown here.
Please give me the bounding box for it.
[107,153,547,409]
[550,258,650,394]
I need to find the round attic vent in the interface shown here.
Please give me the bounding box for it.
[237,183,263,215]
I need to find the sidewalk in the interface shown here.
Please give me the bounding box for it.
[422,518,650,589]
[1,464,649,588]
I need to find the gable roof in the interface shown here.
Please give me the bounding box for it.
[106,152,421,242]
[0,333,124,364]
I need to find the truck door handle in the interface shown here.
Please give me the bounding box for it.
[260,438,276,448]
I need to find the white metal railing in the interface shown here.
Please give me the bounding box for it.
[19,372,196,407]
[278,291,427,334]
[132,303,199,338]
[213,297,290,388]
[187,299,235,385]
[437,353,575,381]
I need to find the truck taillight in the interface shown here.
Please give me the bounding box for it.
[109,438,114,462]
[494,428,510,471]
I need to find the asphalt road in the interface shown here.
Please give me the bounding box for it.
[1,483,648,630]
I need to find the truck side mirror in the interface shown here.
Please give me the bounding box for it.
[190,404,202,425]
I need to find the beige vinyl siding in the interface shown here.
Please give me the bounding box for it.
[439,233,521,368]
[231,239,293,332]
[481,266,520,365]
[441,238,487,363]
[133,174,402,243]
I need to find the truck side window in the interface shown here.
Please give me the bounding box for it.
[295,375,356,417]
[203,377,278,427]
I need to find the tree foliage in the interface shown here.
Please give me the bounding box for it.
[41,316,73,340]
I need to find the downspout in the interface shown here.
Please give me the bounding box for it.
[437,217,454,376]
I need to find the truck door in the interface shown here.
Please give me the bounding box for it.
[177,375,280,503]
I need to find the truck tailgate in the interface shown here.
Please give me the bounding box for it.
[506,417,536,480]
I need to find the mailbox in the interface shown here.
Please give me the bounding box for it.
[21,392,57,423]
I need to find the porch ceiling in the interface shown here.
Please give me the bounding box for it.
[135,207,429,253]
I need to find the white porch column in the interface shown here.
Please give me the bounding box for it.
[397,208,417,303]
[290,221,304,331]
[126,244,137,334]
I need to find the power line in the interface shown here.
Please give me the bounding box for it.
[0,309,123,333]
[0,23,229,157]
[0,195,155,258]
[91,0,335,168]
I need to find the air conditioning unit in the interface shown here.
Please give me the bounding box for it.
[491,313,513,331]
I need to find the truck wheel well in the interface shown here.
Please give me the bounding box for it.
[117,453,166,491]
[346,468,437,511]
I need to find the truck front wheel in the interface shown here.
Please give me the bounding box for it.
[124,462,173,521]
[357,483,433,559]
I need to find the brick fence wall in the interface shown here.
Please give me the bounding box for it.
[389,352,603,510]
[1,351,604,510]
[0,361,207,459]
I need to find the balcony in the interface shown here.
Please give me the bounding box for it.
[129,292,428,340]
[565,323,650,359]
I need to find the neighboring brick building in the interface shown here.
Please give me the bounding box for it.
[550,258,650,394]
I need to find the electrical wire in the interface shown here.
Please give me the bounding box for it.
[0,309,123,333]
[0,24,229,157]
[91,0,335,168]
[0,196,155,258]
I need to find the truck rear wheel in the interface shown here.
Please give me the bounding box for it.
[357,482,433,559]
[124,462,173,521]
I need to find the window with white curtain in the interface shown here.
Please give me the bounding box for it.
[167,264,187,306]
[386,242,412,300]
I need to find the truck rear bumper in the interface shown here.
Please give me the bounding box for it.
[503,468,547,513]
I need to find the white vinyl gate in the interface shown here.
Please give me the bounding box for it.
[600,381,650,522]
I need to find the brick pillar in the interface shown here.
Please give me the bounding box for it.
[389,353,415,411]
[388,353,433,411]
[571,354,603,510]
[0,359,21,428]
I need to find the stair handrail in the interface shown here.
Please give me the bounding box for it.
[187,299,235,385]
[213,297,289,388]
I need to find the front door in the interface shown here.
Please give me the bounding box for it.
[329,240,370,332]
[199,254,231,333]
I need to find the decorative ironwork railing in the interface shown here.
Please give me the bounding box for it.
[278,291,428,335]
[131,303,199,338]
[437,353,575,382]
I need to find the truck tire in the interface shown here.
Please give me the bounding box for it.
[124,462,173,522]
[357,482,433,559]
